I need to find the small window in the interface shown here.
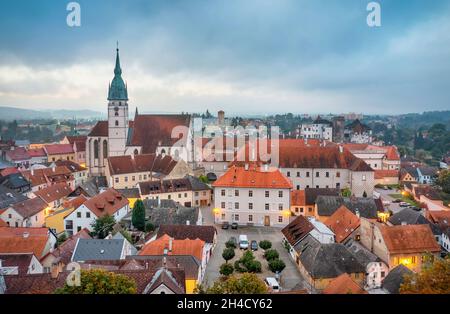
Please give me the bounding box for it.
[278,191,283,198]
[77,226,81,232]
[86,212,90,218]
[325,172,329,178]
[115,177,119,183]
[249,203,253,210]
[336,172,341,178]
[221,202,225,209]
[265,203,270,210]
[221,190,226,196]
[306,172,310,177]
[265,191,269,198]
[115,120,119,126]
[296,172,300,177]
[316,172,319,178]
[278,216,283,223]
[234,202,239,209]
[248,215,253,222]
[249,190,253,197]
[235,190,239,197]
[234,214,239,221]
[278,204,283,211]
[287,171,291,177]
[76,212,81,218]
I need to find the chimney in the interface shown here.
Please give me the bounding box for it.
[244,163,249,171]
[186,220,190,225]
[23,232,30,238]
[31,168,34,176]
[401,221,407,226]
[264,164,269,172]
[355,210,360,218]
[50,263,63,279]
[339,145,344,154]
[169,237,173,252]
[52,165,56,172]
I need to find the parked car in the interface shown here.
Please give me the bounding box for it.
[383,186,388,190]
[393,199,401,203]
[250,240,258,251]
[231,222,238,229]
[229,236,238,247]
[239,234,249,250]
[399,202,409,207]
[410,206,422,211]
[221,222,230,229]
[264,277,281,293]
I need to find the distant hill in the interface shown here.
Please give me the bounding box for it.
[0,106,103,120]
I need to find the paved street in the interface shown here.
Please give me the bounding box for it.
[201,221,307,292]
[375,187,404,214]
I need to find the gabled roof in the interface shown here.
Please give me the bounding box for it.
[374,170,399,179]
[81,188,128,218]
[43,228,91,265]
[212,165,292,189]
[0,253,36,275]
[322,273,367,294]
[412,185,441,200]
[88,121,109,137]
[0,227,52,258]
[281,216,314,246]
[295,235,365,279]
[316,196,379,219]
[126,255,200,280]
[291,190,306,206]
[44,144,74,155]
[156,225,217,244]
[11,197,48,219]
[325,205,360,243]
[305,188,340,206]
[379,224,441,254]
[128,114,191,154]
[65,135,87,144]
[71,238,134,262]
[27,148,47,158]
[34,183,72,204]
[382,264,413,294]
[139,234,205,260]
[138,176,210,195]
[21,166,73,187]
[108,154,178,176]
[5,147,30,161]
[144,267,185,294]
[54,160,86,172]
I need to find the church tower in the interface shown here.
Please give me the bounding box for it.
[107,45,129,157]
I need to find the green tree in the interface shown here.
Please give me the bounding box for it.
[206,273,268,294]
[225,239,237,249]
[259,240,272,250]
[436,169,450,194]
[145,222,155,232]
[219,263,234,276]
[131,199,146,231]
[57,233,67,246]
[264,249,279,261]
[341,187,352,197]
[91,214,116,239]
[198,175,209,184]
[268,259,286,273]
[400,257,450,294]
[54,269,137,294]
[222,248,235,263]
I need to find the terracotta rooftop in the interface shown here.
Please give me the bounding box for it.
[379,224,441,254]
[325,206,360,243]
[82,188,128,217]
[291,190,306,206]
[88,121,109,137]
[374,170,399,179]
[34,183,72,204]
[212,165,292,189]
[138,176,210,195]
[139,234,205,260]
[27,148,47,158]
[54,160,86,172]
[44,144,74,155]
[0,227,52,258]
[65,136,87,145]
[0,167,20,177]
[0,253,36,275]
[108,153,178,176]
[128,114,191,154]
[11,197,48,219]
[322,273,367,294]
[21,166,73,187]
[5,147,30,161]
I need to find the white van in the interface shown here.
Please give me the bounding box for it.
[239,234,249,249]
[264,277,281,292]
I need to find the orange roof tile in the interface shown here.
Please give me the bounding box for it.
[291,190,306,207]
[212,165,292,189]
[108,153,178,176]
[82,188,129,217]
[139,234,204,260]
[325,206,360,243]
[44,144,74,155]
[0,227,51,258]
[374,170,399,179]
[379,224,441,254]
[322,273,367,294]
[0,218,7,227]
[34,183,72,204]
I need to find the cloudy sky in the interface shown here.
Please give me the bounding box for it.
[0,0,449,115]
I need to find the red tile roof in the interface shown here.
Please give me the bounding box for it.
[0,227,52,258]
[374,170,399,179]
[34,183,73,204]
[21,166,74,187]
[82,188,129,217]
[291,190,306,207]
[44,144,74,155]
[129,114,191,154]
[322,273,367,294]
[281,216,314,246]
[5,147,30,161]
[108,153,178,176]
[325,206,360,243]
[54,160,86,172]
[27,148,47,157]
[212,165,292,189]
[65,136,87,144]
[0,253,35,275]
[0,218,7,227]
[88,121,109,137]
[74,140,86,152]
[0,167,20,177]
[139,234,205,260]
[379,224,441,254]
[42,228,91,265]
[11,197,48,219]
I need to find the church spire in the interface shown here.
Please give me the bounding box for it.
[108,43,128,101]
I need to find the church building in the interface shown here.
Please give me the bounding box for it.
[86,47,193,176]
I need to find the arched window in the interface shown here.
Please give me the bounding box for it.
[115,112,119,116]
[115,120,119,126]
[134,149,139,155]
[103,140,108,159]
[94,140,99,159]
[161,149,166,155]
